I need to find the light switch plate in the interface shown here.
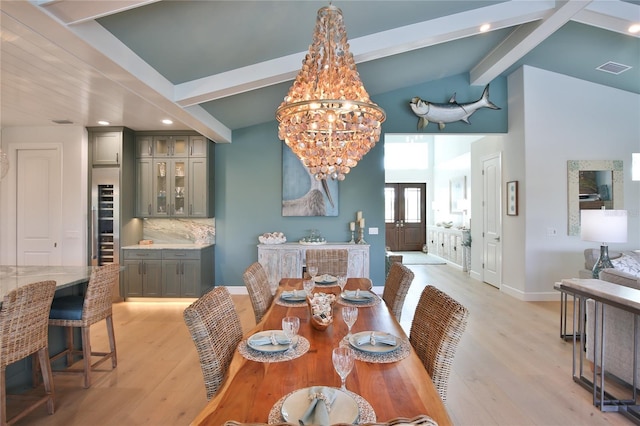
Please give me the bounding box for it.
[369,227,379,235]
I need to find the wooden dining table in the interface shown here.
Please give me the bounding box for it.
[191,278,452,425]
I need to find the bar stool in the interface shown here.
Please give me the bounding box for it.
[1,280,57,425]
[48,264,119,388]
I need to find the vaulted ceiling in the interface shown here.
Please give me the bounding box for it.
[1,1,639,143]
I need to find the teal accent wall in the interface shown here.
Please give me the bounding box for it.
[214,73,507,287]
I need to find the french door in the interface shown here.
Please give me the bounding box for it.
[385,183,426,251]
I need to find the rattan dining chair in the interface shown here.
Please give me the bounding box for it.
[48,263,119,388]
[1,280,57,425]
[305,249,348,277]
[183,287,243,400]
[409,285,469,403]
[242,262,274,324]
[382,262,415,322]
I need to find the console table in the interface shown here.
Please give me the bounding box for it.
[559,278,640,424]
[257,243,369,293]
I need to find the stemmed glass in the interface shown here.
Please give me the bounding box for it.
[337,275,347,293]
[307,265,318,282]
[281,316,300,355]
[342,306,358,341]
[303,279,315,297]
[332,346,355,391]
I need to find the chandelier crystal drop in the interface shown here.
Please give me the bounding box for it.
[276,5,386,181]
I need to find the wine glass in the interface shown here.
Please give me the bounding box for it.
[307,265,318,281]
[281,316,300,355]
[303,279,315,297]
[332,346,355,391]
[342,306,358,340]
[337,275,347,292]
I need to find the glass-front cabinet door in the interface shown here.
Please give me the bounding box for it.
[154,136,188,157]
[172,160,187,216]
[154,159,188,216]
[155,160,169,216]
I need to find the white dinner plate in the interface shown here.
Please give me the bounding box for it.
[247,331,290,353]
[313,274,337,285]
[349,331,400,353]
[281,387,358,424]
[340,291,376,302]
[280,293,307,302]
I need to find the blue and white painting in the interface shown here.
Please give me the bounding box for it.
[282,145,339,217]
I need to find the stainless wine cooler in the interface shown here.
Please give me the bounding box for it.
[91,168,120,267]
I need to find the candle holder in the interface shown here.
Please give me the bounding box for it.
[357,226,367,244]
[348,230,355,244]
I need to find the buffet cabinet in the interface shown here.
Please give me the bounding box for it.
[257,243,370,293]
[135,133,214,218]
[427,226,464,268]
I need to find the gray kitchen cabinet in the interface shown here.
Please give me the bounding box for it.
[154,135,188,157]
[136,135,153,158]
[189,135,208,157]
[134,133,214,218]
[162,250,201,297]
[123,250,163,297]
[135,158,153,217]
[125,246,214,298]
[91,130,121,166]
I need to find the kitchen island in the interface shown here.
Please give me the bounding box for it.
[0,265,94,300]
[0,265,95,392]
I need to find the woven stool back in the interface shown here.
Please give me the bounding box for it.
[82,263,119,326]
[409,285,469,403]
[242,262,274,324]
[305,249,348,277]
[183,287,243,400]
[382,262,414,322]
[1,280,57,367]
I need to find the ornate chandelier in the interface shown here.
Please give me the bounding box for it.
[276,4,386,181]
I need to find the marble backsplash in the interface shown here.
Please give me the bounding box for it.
[142,218,215,244]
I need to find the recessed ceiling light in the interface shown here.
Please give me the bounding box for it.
[98,120,110,125]
[51,119,74,125]
[480,23,491,32]
[162,119,173,125]
[629,24,640,34]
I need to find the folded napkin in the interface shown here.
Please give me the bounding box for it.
[299,386,337,426]
[281,289,307,299]
[343,289,374,300]
[355,332,397,346]
[249,332,291,346]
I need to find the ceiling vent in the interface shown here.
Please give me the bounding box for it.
[51,119,74,124]
[596,61,631,75]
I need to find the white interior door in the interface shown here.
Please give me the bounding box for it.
[482,153,501,288]
[16,148,62,265]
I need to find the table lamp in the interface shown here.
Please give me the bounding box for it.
[580,209,627,278]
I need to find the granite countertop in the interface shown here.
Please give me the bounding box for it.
[122,243,214,250]
[0,265,94,300]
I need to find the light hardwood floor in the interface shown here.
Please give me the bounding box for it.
[14,264,635,425]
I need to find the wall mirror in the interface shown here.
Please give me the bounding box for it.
[567,160,624,235]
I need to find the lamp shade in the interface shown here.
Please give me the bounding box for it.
[580,209,627,243]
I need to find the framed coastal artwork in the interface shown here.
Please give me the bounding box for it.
[449,176,466,213]
[282,145,339,217]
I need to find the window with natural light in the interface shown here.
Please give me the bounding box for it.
[384,143,428,170]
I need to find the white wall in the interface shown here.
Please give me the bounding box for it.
[0,126,88,265]
[498,66,640,301]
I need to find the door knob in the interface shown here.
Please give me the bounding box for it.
[494,236,501,242]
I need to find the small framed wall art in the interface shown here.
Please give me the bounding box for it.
[507,181,518,216]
